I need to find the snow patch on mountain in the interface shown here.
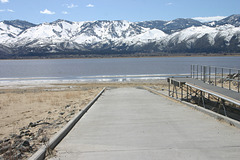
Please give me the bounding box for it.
[11,21,85,47]
[0,14,240,57]
[216,25,240,44]
[162,24,240,49]
[166,25,218,46]
[0,22,22,45]
[121,28,167,46]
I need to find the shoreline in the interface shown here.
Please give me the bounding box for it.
[1,79,238,159]
[0,81,168,159]
[0,74,187,90]
[0,53,240,61]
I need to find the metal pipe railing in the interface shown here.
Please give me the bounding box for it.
[191,65,240,93]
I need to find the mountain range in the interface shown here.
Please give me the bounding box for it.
[0,14,240,58]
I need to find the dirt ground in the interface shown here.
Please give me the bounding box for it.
[0,81,167,159]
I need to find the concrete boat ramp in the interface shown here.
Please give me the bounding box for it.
[51,87,240,160]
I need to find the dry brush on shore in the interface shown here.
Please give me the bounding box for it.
[0,81,167,159]
[0,85,102,159]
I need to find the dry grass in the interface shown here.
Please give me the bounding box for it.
[0,86,102,139]
[0,81,167,159]
[0,81,167,137]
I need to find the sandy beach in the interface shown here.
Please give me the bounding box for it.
[0,81,167,159]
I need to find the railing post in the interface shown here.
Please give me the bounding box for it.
[203,66,206,83]
[197,65,199,80]
[238,70,240,93]
[201,65,203,81]
[181,86,183,100]
[215,67,217,86]
[229,69,231,90]
[193,65,195,79]
[191,65,192,78]
[209,66,211,84]
[221,68,224,88]
[168,79,170,96]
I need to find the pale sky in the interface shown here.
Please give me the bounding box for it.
[0,0,239,24]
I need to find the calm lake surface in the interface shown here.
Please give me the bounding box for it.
[0,56,240,82]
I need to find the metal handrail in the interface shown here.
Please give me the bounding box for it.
[191,65,240,93]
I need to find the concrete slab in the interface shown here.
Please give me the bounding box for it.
[51,88,240,160]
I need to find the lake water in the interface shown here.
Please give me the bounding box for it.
[0,56,240,84]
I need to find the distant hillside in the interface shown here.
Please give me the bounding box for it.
[0,14,240,58]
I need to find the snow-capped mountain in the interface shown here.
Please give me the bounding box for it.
[137,18,203,34]
[158,24,240,53]
[206,14,240,27]
[0,14,240,58]
[2,20,36,30]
